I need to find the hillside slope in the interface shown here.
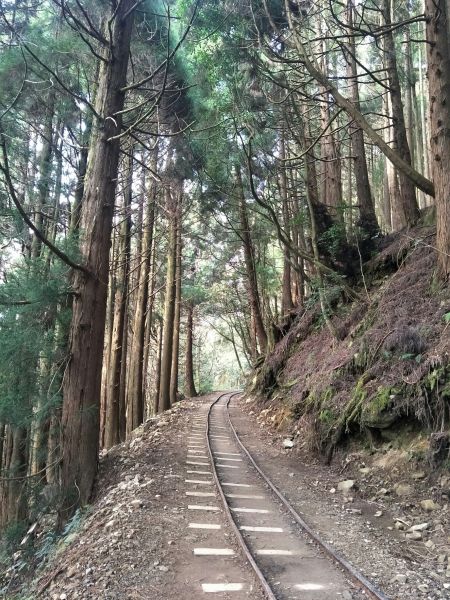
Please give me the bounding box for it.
[251,225,450,466]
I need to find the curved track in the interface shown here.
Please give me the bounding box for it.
[204,392,390,600]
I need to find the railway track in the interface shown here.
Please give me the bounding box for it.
[186,391,390,599]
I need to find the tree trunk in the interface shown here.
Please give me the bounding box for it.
[426,0,450,279]
[158,187,178,413]
[127,153,157,429]
[70,113,93,236]
[318,90,343,222]
[1,426,28,528]
[59,1,135,522]
[345,0,379,237]
[383,0,420,229]
[170,205,182,405]
[184,300,197,397]
[31,93,55,259]
[154,319,163,413]
[279,130,293,313]
[104,153,132,449]
[143,237,157,413]
[236,167,268,354]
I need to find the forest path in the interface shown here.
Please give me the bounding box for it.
[38,395,261,600]
[36,394,437,600]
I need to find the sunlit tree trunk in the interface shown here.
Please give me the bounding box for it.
[383,0,419,229]
[184,300,197,397]
[345,0,379,237]
[127,153,157,429]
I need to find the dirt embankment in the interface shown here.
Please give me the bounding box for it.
[251,225,450,464]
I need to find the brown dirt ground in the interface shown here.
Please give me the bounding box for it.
[9,396,263,600]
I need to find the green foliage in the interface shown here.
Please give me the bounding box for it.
[318,408,334,424]
[0,257,71,429]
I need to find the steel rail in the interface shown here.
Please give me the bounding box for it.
[206,392,277,600]
[225,395,391,600]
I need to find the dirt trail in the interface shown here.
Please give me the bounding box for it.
[32,396,261,600]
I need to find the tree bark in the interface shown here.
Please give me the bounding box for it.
[158,186,178,413]
[127,152,157,429]
[318,94,343,222]
[425,0,450,279]
[31,93,55,259]
[279,130,293,313]
[170,205,182,405]
[184,300,197,397]
[382,0,420,229]
[104,153,132,449]
[345,0,379,237]
[1,426,28,528]
[236,167,268,354]
[59,1,135,522]
[153,319,163,413]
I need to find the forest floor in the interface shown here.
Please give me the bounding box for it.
[10,392,449,600]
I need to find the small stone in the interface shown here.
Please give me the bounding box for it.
[359,467,371,475]
[394,483,412,497]
[411,471,426,480]
[337,480,355,493]
[394,519,409,531]
[283,438,294,449]
[374,510,383,518]
[425,540,435,549]
[406,531,422,540]
[130,499,143,508]
[421,499,440,511]
[392,574,407,584]
[378,488,388,495]
[417,584,428,592]
[158,565,169,572]
[408,523,430,532]
[104,520,115,530]
[59,595,67,600]
[438,554,447,564]
[329,488,336,494]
